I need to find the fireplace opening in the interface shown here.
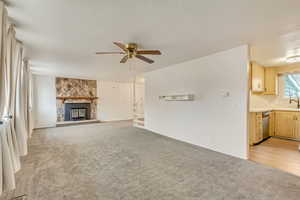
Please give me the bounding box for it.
[64,103,91,121]
[70,108,87,120]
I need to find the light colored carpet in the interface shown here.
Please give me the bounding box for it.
[1,121,300,200]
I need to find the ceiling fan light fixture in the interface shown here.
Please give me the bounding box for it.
[286,55,300,63]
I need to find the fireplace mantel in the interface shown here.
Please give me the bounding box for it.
[56,96,98,103]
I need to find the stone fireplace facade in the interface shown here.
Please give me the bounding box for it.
[56,77,97,122]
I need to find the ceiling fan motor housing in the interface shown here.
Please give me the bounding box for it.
[126,43,138,58]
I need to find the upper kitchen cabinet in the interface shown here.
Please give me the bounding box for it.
[264,67,278,95]
[251,62,265,93]
[251,62,278,95]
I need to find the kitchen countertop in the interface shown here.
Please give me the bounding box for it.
[250,108,300,112]
[249,108,272,112]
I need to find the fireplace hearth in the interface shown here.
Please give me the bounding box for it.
[64,103,91,121]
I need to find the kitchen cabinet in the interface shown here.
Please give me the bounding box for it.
[294,113,300,139]
[275,112,295,138]
[274,111,300,139]
[264,67,277,95]
[269,111,275,136]
[251,62,265,93]
[249,110,300,143]
[249,112,263,145]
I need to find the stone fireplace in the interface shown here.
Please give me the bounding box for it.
[56,77,97,122]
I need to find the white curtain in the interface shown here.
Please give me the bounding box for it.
[15,42,28,156]
[0,1,31,194]
[5,25,21,172]
[0,121,15,194]
[28,69,34,138]
[0,0,7,119]
[0,2,17,194]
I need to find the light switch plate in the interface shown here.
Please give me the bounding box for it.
[221,90,230,97]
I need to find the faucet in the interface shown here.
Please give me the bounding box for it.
[289,95,300,109]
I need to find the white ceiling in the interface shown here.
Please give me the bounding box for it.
[6,0,300,80]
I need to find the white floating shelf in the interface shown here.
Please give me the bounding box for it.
[159,94,194,101]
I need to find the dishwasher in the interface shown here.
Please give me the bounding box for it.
[262,111,270,139]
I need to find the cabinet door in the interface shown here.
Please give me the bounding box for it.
[275,112,295,138]
[249,113,258,145]
[252,62,265,93]
[255,113,263,142]
[294,114,300,139]
[269,111,275,136]
[264,67,277,95]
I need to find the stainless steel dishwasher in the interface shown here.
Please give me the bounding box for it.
[262,111,270,139]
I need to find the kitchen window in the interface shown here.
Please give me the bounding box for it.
[283,73,300,97]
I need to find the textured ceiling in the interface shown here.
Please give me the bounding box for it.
[6,0,300,80]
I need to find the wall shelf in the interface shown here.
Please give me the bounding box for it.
[159,94,194,101]
[56,96,98,103]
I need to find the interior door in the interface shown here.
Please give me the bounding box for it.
[275,112,295,138]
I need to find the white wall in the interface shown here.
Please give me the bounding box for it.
[144,45,249,159]
[97,81,133,121]
[134,83,145,114]
[32,74,57,128]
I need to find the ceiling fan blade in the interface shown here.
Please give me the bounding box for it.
[120,55,129,63]
[113,42,127,52]
[96,52,125,55]
[135,55,154,64]
[137,50,161,55]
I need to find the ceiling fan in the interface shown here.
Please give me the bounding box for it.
[96,42,162,64]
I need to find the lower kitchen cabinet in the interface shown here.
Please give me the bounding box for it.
[250,110,300,145]
[274,111,300,139]
[249,112,263,145]
[294,113,300,138]
[269,111,275,136]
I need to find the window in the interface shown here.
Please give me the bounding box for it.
[284,73,300,97]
